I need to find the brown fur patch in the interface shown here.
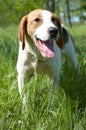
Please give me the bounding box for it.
[18,9,44,50]
[27,9,43,37]
[51,14,63,48]
[18,15,27,50]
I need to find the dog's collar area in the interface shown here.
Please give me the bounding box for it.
[38,58,47,63]
[31,53,47,63]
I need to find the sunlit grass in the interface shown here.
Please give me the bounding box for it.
[0,24,86,130]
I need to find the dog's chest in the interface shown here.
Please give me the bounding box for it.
[36,60,54,76]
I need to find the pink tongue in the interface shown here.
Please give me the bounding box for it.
[36,39,55,58]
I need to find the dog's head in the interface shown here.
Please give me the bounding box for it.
[18,9,62,58]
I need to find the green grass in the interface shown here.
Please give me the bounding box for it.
[0,23,86,130]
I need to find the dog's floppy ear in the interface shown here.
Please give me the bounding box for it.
[18,15,27,50]
[55,15,63,49]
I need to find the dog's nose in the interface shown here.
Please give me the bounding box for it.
[48,27,58,38]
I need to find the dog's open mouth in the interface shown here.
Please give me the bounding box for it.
[36,38,55,58]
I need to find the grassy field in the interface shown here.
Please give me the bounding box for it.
[0,23,86,130]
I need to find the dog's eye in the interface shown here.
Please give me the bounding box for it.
[34,18,40,22]
[51,17,56,22]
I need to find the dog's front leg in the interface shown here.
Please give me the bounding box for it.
[18,73,27,112]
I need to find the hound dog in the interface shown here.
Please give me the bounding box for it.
[17,9,79,109]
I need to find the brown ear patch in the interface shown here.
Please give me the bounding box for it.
[56,17,63,49]
[52,13,63,49]
[18,15,27,50]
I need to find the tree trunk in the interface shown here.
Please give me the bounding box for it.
[65,0,72,26]
[46,0,55,12]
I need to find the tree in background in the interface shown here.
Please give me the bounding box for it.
[46,0,55,12]
[65,0,72,26]
[55,0,86,25]
[0,0,86,26]
[80,0,86,21]
[0,0,46,26]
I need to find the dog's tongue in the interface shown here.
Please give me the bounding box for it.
[36,39,55,58]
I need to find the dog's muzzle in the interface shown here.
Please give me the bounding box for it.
[35,27,58,59]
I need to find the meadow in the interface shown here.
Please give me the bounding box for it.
[0,23,86,130]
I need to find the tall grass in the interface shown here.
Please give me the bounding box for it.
[0,24,86,130]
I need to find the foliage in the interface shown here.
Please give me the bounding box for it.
[0,0,46,26]
[0,0,86,26]
[80,0,86,10]
[0,23,86,129]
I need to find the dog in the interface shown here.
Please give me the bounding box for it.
[17,9,79,110]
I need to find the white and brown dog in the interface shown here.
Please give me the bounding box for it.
[17,9,79,109]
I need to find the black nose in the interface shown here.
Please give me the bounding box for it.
[48,27,58,38]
